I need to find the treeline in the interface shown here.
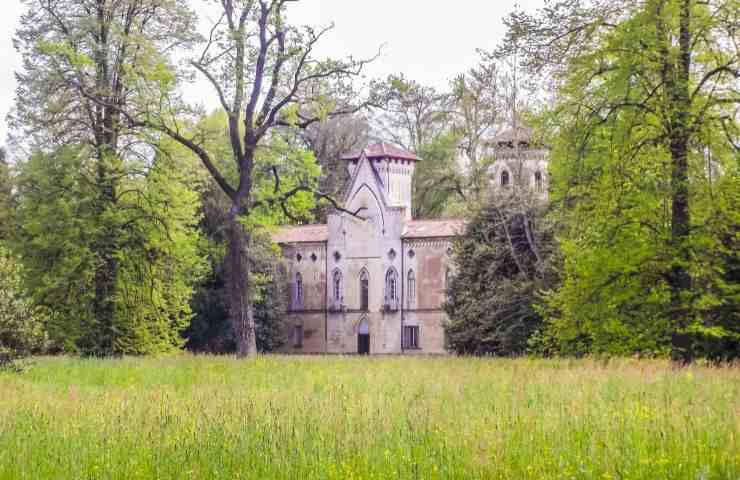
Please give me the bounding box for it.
[0,0,506,364]
[1,0,738,365]
[1,0,373,364]
[445,0,739,362]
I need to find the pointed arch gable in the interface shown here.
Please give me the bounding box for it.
[348,182,386,227]
[343,152,390,209]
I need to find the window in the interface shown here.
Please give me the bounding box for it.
[293,325,304,348]
[501,170,510,187]
[294,272,304,308]
[407,270,416,308]
[534,171,543,192]
[445,268,451,290]
[385,268,398,301]
[332,270,343,302]
[360,269,369,311]
[403,326,419,349]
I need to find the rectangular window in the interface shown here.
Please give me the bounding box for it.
[293,325,304,348]
[403,326,420,349]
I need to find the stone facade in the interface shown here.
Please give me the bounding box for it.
[485,125,549,200]
[273,143,464,355]
[273,132,547,355]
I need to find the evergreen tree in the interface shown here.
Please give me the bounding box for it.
[12,0,198,355]
[445,198,557,355]
[187,230,287,354]
[13,145,206,354]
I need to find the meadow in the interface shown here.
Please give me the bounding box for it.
[0,356,738,480]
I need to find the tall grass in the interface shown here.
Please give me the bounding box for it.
[0,356,738,479]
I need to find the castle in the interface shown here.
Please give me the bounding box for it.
[272,129,546,354]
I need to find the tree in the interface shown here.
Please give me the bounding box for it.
[13,145,207,354]
[183,112,318,354]
[301,114,369,221]
[12,0,199,354]
[412,133,467,218]
[449,53,503,200]
[187,229,288,354]
[132,1,376,357]
[0,147,14,242]
[372,73,450,152]
[0,246,47,370]
[503,0,740,361]
[444,196,557,355]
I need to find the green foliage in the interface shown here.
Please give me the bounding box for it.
[187,230,287,354]
[185,112,314,353]
[1,356,738,478]
[13,145,206,355]
[516,0,740,359]
[0,246,48,370]
[0,147,14,242]
[445,201,557,355]
[413,133,467,218]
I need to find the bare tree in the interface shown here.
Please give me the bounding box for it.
[371,73,451,152]
[138,0,377,356]
[15,0,376,357]
[301,114,370,220]
[450,53,502,171]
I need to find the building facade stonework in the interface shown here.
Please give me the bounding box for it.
[273,143,465,354]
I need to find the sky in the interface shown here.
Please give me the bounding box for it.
[0,0,545,145]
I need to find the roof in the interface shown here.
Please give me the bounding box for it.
[489,125,535,145]
[272,224,328,244]
[402,219,467,239]
[341,142,420,162]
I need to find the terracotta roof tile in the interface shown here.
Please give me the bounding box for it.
[402,219,466,239]
[341,142,420,162]
[272,224,328,244]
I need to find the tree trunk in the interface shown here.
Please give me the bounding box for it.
[669,0,693,364]
[91,150,119,356]
[224,208,257,357]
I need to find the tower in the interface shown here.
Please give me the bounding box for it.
[487,125,549,199]
[341,142,420,219]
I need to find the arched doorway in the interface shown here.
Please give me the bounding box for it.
[357,317,370,354]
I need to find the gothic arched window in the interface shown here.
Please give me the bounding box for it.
[534,171,543,192]
[295,272,304,308]
[385,268,398,302]
[501,170,510,187]
[359,269,369,311]
[332,269,343,302]
[407,269,416,308]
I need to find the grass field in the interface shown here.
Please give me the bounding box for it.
[0,356,738,479]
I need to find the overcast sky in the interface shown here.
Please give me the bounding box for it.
[0,0,545,144]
